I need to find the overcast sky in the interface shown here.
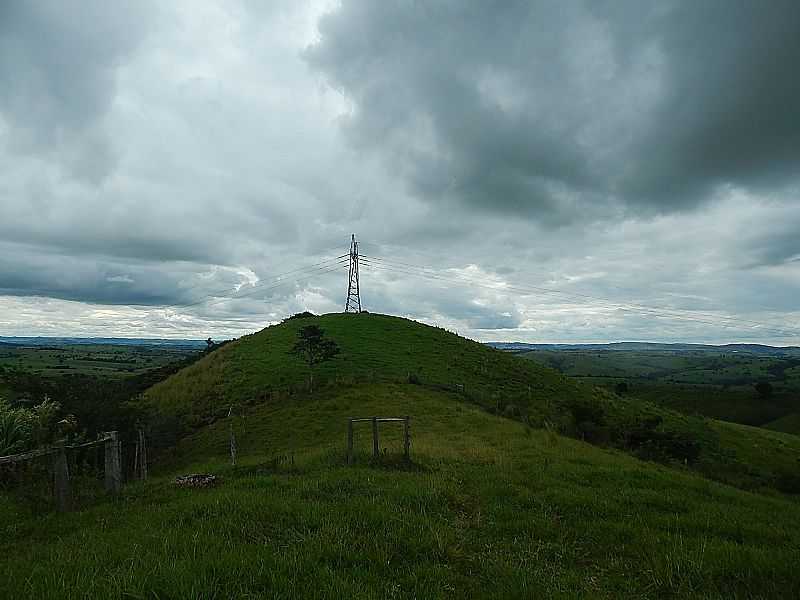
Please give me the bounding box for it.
[1,0,799,344]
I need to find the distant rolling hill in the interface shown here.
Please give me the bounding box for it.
[489,341,800,356]
[0,336,207,349]
[504,341,800,430]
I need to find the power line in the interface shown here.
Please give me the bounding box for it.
[181,261,348,312]
[359,255,800,338]
[360,257,788,336]
[360,254,797,333]
[169,255,348,311]
[360,245,799,335]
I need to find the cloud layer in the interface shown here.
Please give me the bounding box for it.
[1,0,799,344]
[308,0,800,219]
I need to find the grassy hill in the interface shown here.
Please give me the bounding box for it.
[141,312,591,429]
[141,313,800,494]
[3,313,800,598]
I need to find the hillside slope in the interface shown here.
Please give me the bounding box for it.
[3,384,800,598]
[141,313,800,494]
[142,312,591,428]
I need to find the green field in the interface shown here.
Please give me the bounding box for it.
[520,349,800,427]
[0,344,198,380]
[0,343,202,438]
[2,314,800,598]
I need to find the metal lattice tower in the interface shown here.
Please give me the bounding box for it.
[345,234,362,313]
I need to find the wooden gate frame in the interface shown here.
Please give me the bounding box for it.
[346,416,410,463]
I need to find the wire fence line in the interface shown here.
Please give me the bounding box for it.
[143,239,800,339]
[0,435,111,466]
[0,430,149,513]
[359,255,800,338]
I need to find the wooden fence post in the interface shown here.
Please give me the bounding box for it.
[229,423,237,466]
[53,448,70,512]
[104,431,121,494]
[139,429,148,480]
[135,429,148,480]
[347,419,354,464]
[372,416,379,459]
[228,406,237,466]
[403,416,411,461]
[133,435,139,479]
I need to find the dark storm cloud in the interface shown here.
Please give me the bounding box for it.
[0,1,151,181]
[307,0,800,220]
[0,241,230,306]
[740,203,800,268]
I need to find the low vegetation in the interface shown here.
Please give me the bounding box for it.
[0,396,74,455]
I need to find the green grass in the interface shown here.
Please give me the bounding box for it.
[3,384,800,599]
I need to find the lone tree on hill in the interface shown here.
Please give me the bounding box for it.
[290,325,340,394]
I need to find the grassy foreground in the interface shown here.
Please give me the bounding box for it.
[3,384,800,599]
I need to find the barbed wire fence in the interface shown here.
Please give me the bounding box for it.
[0,429,151,513]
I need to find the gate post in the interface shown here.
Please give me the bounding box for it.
[139,429,148,480]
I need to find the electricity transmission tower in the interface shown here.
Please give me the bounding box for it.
[345,234,362,313]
